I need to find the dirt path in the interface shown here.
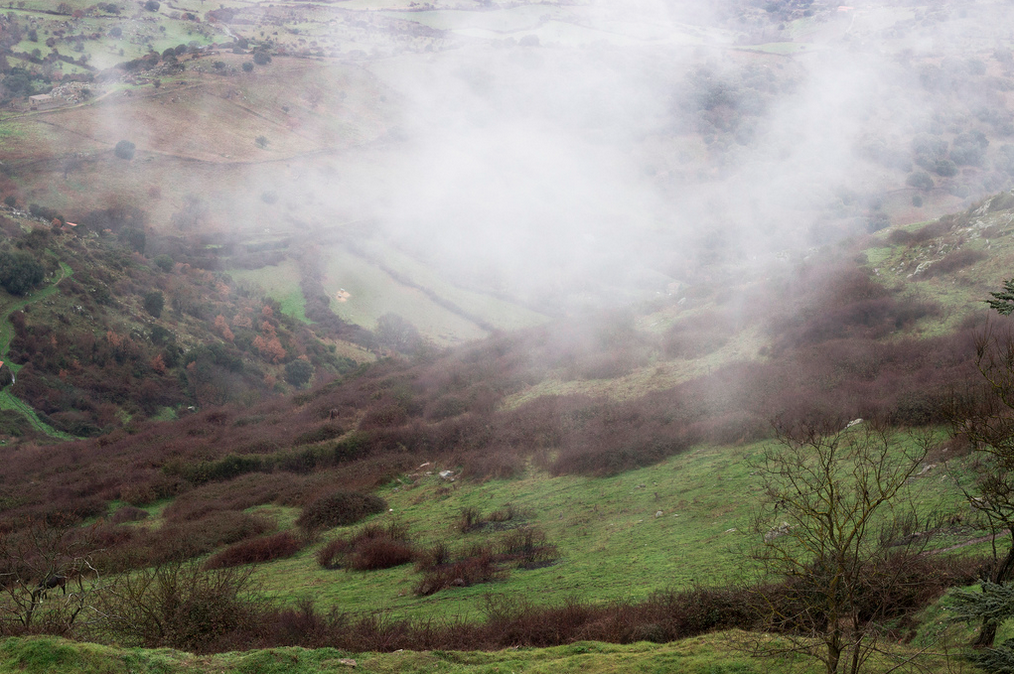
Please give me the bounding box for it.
[928,530,1011,555]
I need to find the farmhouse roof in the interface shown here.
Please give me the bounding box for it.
[28,94,53,101]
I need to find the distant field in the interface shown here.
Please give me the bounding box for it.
[319,243,489,345]
[228,259,311,324]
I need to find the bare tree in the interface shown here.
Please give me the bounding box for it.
[749,418,929,674]
[95,561,256,652]
[949,315,1014,647]
[0,520,101,635]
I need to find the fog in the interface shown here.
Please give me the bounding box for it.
[278,0,1013,317]
[13,0,1014,332]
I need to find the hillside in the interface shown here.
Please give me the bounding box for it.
[7,0,1014,670]
[4,0,1014,343]
[0,193,1010,660]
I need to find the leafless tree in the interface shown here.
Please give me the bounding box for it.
[0,520,101,635]
[749,417,929,674]
[949,317,1014,647]
[94,560,256,652]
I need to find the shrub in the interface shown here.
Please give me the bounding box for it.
[662,313,730,359]
[923,248,987,277]
[316,522,414,570]
[496,527,558,569]
[415,548,504,596]
[146,512,274,564]
[296,490,386,532]
[153,254,173,272]
[204,531,303,569]
[285,359,313,387]
[934,158,958,177]
[114,140,136,160]
[143,290,164,317]
[110,506,149,524]
[294,423,344,443]
[348,538,415,571]
[906,171,934,191]
[96,561,256,652]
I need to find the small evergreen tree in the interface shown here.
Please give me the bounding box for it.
[143,290,164,318]
[0,251,44,296]
[114,140,135,160]
[284,359,313,387]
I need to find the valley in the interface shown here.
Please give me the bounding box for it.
[3,0,1014,672]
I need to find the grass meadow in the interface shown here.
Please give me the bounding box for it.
[173,432,976,623]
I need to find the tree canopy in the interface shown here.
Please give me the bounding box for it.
[0,251,44,296]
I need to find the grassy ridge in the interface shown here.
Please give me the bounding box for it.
[0,632,942,674]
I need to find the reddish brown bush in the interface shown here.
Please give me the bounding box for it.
[415,551,504,596]
[204,531,304,569]
[316,522,414,571]
[348,538,415,571]
[296,490,387,532]
[110,506,149,524]
[163,473,293,522]
[662,311,733,359]
[495,527,558,569]
[143,512,275,565]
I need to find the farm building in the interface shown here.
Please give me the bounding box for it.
[27,94,61,110]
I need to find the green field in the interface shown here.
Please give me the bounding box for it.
[320,244,490,346]
[138,431,972,623]
[229,260,311,324]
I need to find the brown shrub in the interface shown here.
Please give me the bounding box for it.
[316,522,414,571]
[495,527,558,569]
[204,531,304,569]
[458,449,526,481]
[163,473,293,522]
[456,506,484,534]
[348,538,415,571]
[110,506,149,524]
[923,248,987,277]
[662,311,733,359]
[296,490,387,532]
[415,551,504,596]
[139,512,275,566]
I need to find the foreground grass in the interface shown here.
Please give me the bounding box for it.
[0,631,971,674]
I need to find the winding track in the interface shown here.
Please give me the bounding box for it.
[0,260,75,441]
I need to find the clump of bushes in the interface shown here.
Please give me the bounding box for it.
[457,503,531,533]
[662,311,732,359]
[316,522,414,571]
[414,526,558,596]
[923,248,987,277]
[296,490,387,531]
[204,531,304,569]
[415,544,503,596]
[114,139,136,160]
